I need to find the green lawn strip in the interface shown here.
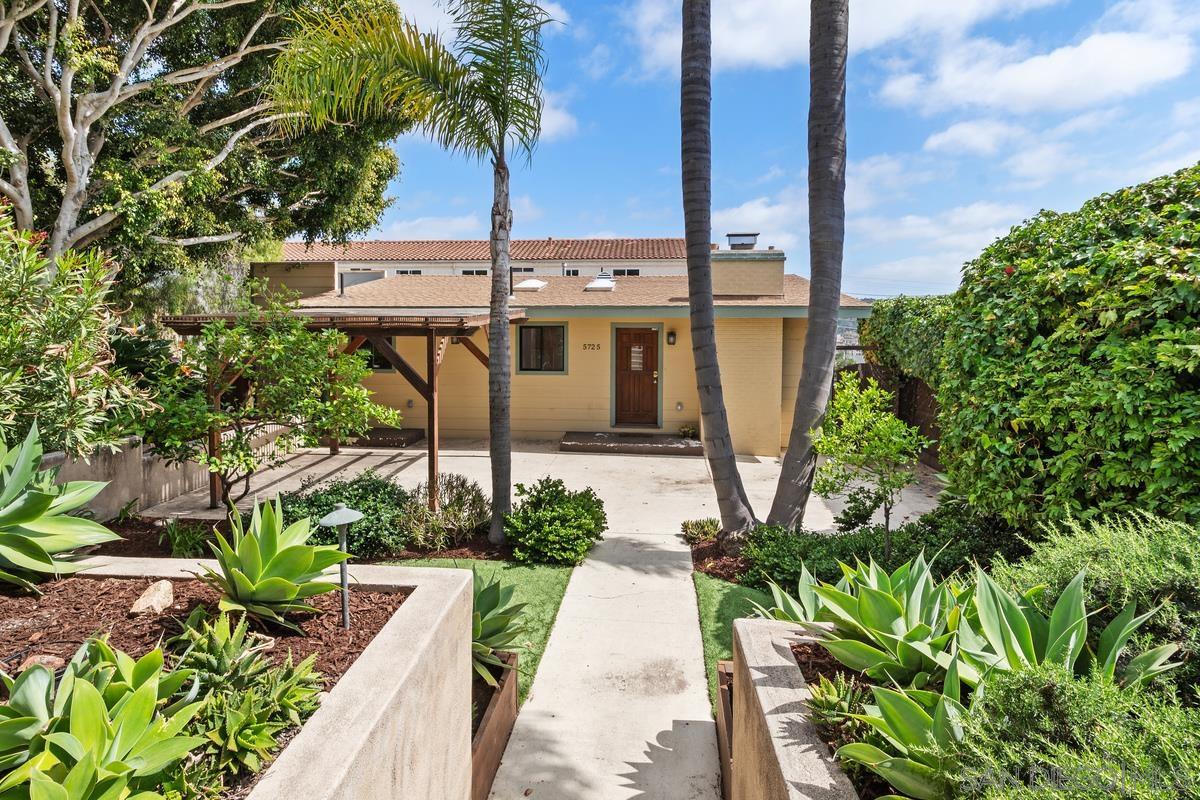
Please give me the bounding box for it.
[393,558,572,703]
[693,572,771,710]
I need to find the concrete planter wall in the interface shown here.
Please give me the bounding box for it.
[78,557,473,800]
[42,426,286,521]
[730,618,858,800]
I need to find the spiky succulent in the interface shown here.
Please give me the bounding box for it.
[198,497,349,630]
[0,425,119,590]
[472,568,527,687]
[171,609,273,693]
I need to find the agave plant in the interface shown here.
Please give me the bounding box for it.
[472,568,527,687]
[753,555,975,689]
[171,609,274,694]
[198,498,350,630]
[837,685,965,800]
[0,425,119,590]
[960,568,1180,689]
[0,641,204,798]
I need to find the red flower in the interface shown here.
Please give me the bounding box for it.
[1004,266,1015,276]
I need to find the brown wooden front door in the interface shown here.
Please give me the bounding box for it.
[615,327,659,426]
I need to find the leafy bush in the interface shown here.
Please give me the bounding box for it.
[953,664,1200,799]
[471,568,527,687]
[859,294,954,386]
[200,498,348,629]
[0,425,119,590]
[0,211,151,456]
[504,477,607,565]
[402,473,490,550]
[832,487,884,533]
[159,519,212,558]
[282,470,411,558]
[814,374,928,542]
[680,517,719,545]
[741,503,1023,587]
[938,165,1200,528]
[992,513,1200,696]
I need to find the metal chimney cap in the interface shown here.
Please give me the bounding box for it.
[319,502,363,527]
[726,232,760,250]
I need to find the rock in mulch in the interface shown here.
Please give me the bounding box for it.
[18,653,65,673]
[130,579,174,615]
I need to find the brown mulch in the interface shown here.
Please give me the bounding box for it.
[791,641,892,800]
[389,534,513,562]
[92,518,175,558]
[0,577,408,690]
[688,537,749,582]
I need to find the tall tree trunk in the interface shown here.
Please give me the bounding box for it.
[487,152,513,544]
[767,0,848,529]
[681,0,756,547]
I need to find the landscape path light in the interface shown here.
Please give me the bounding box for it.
[318,502,362,629]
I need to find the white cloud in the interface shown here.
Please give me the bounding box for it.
[541,1,570,25]
[884,31,1193,114]
[846,154,930,213]
[580,43,614,79]
[378,213,483,239]
[1172,98,1200,127]
[1004,142,1086,187]
[541,90,579,141]
[754,164,786,184]
[398,1,454,32]
[627,0,1062,73]
[512,194,544,223]
[713,187,806,252]
[924,119,1026,156]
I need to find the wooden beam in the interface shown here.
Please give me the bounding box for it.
[344,335,366,353]
[426,331,440,512]
[456,336,489,368]
[366,336,429,399]
[434,336,448,378]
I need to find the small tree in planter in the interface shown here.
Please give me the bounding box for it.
[145,288,399,506]
[813,372,927,558]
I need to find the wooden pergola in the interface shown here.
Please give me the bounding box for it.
[160,311,526,510]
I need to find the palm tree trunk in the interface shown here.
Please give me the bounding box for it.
[766,0,848,529]
[682,0,756,547]
[487,152,513,544]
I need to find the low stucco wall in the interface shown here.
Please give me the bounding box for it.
[42,427,286,521]
[77,557,473,800]
[731,618,858,800]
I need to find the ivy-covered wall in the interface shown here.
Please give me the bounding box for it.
[937,164,1200,528]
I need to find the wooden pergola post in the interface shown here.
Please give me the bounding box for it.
[426,331,440,511]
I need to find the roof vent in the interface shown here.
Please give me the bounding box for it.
[726,232,759,250]
[514,278,548,292]
[584,271,616,292]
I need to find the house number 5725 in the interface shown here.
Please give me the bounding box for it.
[582,343,601,351]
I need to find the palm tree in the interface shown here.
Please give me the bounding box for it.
[681,0,757,544]
[767,0,849,529]
[272,0,549,543]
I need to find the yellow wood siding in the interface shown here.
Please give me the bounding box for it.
[362,317,701,441]
[252,263,335,298]
[714,317,784,456]
[780,318,808,448]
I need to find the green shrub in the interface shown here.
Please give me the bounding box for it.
[504,477,606,565]
[938,165,1200,528]
[741,503,1023,586]
[993,513,1200,697]
[680,517,719,545]
[159,519,212,558]
[282,470,411,558]
[402,473,490,550]
[953,663,1200,799]
[859,294,954,386]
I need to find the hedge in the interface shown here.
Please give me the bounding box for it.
[858,294,954,386]
[937,164,1200,527]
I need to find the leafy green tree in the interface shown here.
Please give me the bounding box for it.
[813,372,927,556]
[0,210,150,455]
[144,288,399,507]
[859,294,954,387]
[939,164,1200,526]
[272,0,549,543]
[0,0,407,314]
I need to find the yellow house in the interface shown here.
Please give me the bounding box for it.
[254,238,869,457]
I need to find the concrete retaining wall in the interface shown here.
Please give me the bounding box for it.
[731,618,858,800]
[77,557,473,800]
[41,427,286,521]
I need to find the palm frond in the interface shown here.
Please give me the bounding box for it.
[272,6,494,159]
[447,0,549,161]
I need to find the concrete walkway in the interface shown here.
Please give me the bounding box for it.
[140,440,940,798]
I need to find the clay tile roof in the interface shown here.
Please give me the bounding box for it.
[280,238,689,262]
[297,275,870,310]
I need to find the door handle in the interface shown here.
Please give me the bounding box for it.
[653,370,659,384]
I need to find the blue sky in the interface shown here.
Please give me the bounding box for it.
[375,0,1200,297]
